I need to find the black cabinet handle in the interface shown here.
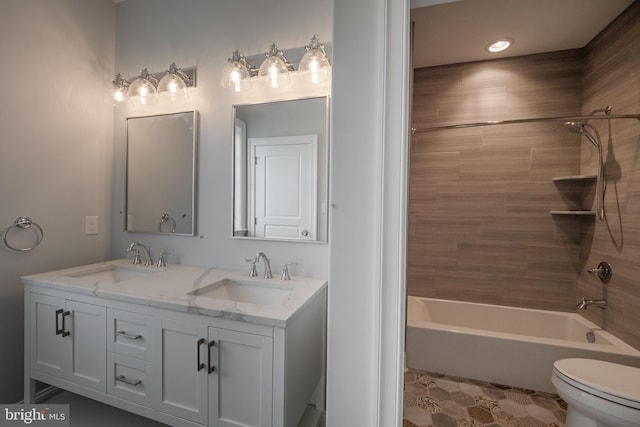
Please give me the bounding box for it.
[197,338,206,372]
[208,340,216,374]
[55,309,64,335]
[61,311,71,337]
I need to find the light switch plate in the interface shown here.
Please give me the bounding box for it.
[85,216,99,235]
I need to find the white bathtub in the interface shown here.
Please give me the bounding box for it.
[406,296,640,393]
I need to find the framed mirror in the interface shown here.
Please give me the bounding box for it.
[233,96,329,242]
[126,110,198,235]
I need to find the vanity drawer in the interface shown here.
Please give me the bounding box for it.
[107,352,154,408]
[107,309,156,360]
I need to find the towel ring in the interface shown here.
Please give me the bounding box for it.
[159,213,176,233]
[2,216,44,252]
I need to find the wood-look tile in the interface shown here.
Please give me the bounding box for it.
[502,277,575,311]
[459,148,531,181]
[530,147,580,180]
[479,214,555,244]
[456,241,528,274]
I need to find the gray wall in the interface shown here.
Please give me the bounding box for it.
[111,0,332,278]
[0,0,115,402]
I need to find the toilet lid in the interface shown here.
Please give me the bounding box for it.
[554,358,640,409]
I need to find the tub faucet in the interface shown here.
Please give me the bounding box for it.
[576,297,607,310]
[127,242,153,266]
[256,252,273,279]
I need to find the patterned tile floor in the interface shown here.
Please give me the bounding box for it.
[403,369,567,427]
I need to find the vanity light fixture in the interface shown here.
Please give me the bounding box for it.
[112,73,131,105]
[157,62,194,100]
[220,50,258,93]
[112,63,196,106]
[486,38,514,53]
[126,68,159,105]
[298,34,331,84]
[258,43,294,89]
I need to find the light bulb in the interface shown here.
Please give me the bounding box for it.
[310,59,319,84]
[269,65,279,88]
[113,89,125,103]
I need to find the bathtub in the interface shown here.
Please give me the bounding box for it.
[406,296,640,393]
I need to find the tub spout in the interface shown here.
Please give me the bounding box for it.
[577,297,607,310]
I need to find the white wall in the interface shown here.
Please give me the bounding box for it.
[114,1,409,425]
[0,0,115,403]
[111,0,332,278]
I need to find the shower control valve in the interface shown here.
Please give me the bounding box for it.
[587,261,613,283]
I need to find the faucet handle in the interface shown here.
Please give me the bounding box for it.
[244,258,258,277]
[281,262,298,281]
[157,251,171,268]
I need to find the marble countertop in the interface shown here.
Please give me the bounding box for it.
[21,259,327,328]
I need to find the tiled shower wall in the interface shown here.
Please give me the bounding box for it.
[408,2,640,349]
[578,1,640,350]
[408,50,586,312]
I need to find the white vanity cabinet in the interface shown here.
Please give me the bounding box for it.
[24,273,326,427]
[153,318,274,426]
[29,292,106,393]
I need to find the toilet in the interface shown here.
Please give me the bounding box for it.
[552,358,640,427]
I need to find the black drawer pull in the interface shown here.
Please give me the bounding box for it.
[197,338,206,372]
[61,310,71,337]
[208,340,216,374]
[55,309,64,335]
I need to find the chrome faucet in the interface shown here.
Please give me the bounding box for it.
[256,252,273,279]
[126,242,153,266]
[576,297,607,310]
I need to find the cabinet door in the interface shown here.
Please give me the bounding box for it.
[153,318,209,425]
[30,294,69,378]
[211,328,273,427]
[67,300,106,392]
[29,295,106,392]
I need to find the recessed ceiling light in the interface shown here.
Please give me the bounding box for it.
[486,38,514,53]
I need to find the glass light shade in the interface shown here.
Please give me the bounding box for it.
[258,55,290,89]
[112,73,130,106]
[158,73,187,100]
[113,87,127,104]
[126,69,158,106]
[127,77,157,106]
[298,50,331,84]
[220,62,252,92]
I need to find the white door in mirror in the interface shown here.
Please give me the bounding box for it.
[249,135,318,240]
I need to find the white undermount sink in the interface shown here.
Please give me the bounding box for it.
[62,264,158,284]
[188,278,293,306]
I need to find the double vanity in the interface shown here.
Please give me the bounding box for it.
[22,259,327,427]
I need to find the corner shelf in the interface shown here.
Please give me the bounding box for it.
[550,174,597,218]
[551,174,597,183]
[550,210,596,216]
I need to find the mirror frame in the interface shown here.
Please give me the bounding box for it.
[232,96,330,243]
[125,110,199,236]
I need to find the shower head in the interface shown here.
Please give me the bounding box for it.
[563,121,600,149]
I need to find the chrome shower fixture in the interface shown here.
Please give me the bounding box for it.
[563,120,606,220]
